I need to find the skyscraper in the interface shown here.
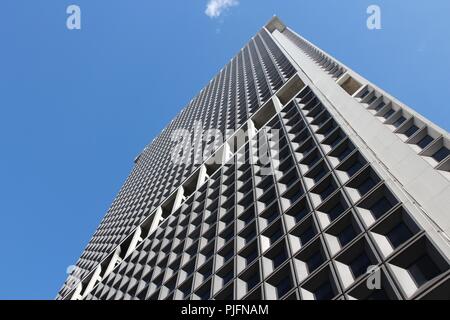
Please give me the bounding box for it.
[57,16,450,300]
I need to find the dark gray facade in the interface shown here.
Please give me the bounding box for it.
[57,17,450,300]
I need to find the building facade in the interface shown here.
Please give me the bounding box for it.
[57,17,450,300]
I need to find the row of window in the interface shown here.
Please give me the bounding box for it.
[353,83,450,177]
[284,28,345,80]
[78,84,449,300]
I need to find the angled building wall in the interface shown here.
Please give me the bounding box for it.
[58,17,450,300]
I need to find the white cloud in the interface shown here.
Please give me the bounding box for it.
[205,0,239,18]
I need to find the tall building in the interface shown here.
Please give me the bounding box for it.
[57,16,450,300]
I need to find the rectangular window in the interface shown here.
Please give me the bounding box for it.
[407,255,440,287]
[276,276,293,298]
[337,224,357,247]
[432,146,450,162]
[383,108,395,120]
[300,226,316,245]
[246,273,259,291]
[392,116,406,128]
[369,197,392,219]
[314,281,334,300]
[349,253,371,278]
[366,95,378,105]
[306,251,324,273]
[404,125,419,138]
[386,222,413,248]
[417,135,433,149]
[328,202,345,220]
[357,177,376,196]
[373,101,385,111]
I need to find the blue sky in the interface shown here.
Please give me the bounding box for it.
[0,0,448,299]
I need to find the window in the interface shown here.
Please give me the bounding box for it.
[318,183,336,201]
[263,210,279,225]
[184,262,195,277]
[392,116,406,128]
[383,108,395,120]
[350,253,371,278]
[246,273,260,291]
[337,224,357,247]
[244,228,256,244]
[359,89,370,99]
[221,212,234,225]
[246,250,258,265]
[404,125,419,138]
[311,166,328,183]
[276,275,293,298]
[203,247,214,260]
[432,146,450,162]
[294,207,309,223]
[366,95,378,105]
[386,222,413,249]
[269,228,283,245]
[369,197,392,219]
[307,251,324,273]
[299,225,316,245]
[273,249,288,269]
[407,254,440,287]
[223,249,233,262]
[328,202,345,221]
[373,101,385,111]
[337,154,367,178]
[222,270,234,285]
[417,135,433,149]
[221,228,234,242]
[314,281,334,300]
[197,283,211,300]
[357,177,376,196]
[199,262,213,279]
[337,145,353,161]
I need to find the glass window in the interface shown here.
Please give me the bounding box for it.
[276,276,292,298]
[306,251,324,273]
[245,250,257,265]
[404,125,419,138]
[346,160,363,177]
[386,222,413,249]
[383,108,395,119]
[432,147,450,162]
[222,271,233,285]
[374,101,385,111]
[393,116,406,128]
[314,281,334,300]
[300,226,316,245]
[366,95,378,105]
[369,197,392,219]
[273,250,287,269]
[408,255,440,287]
[350,253,371,278]
[357,177,376,196]
[337,224,357,247]
[319,184,335,200]
[246,273,259,291]
[417,135,433,149]
[269,228,283,245]
[328,202,345,220]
